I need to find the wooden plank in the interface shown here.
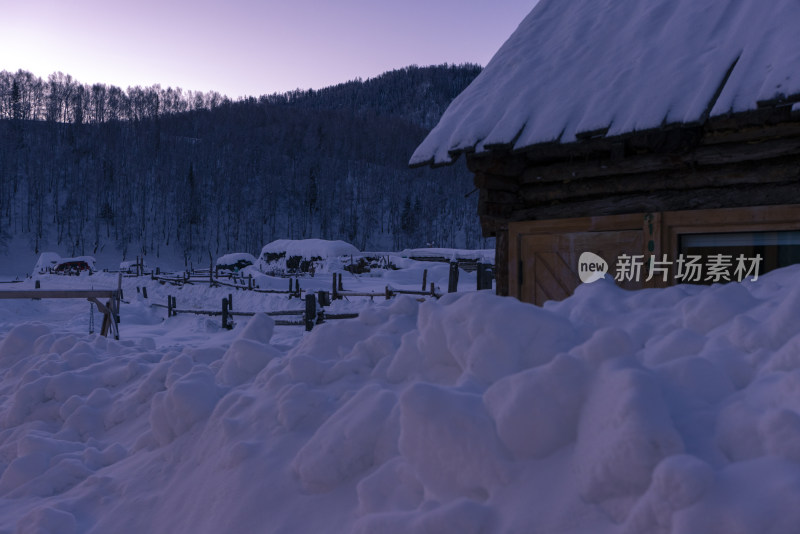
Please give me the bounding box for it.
[511,213,644,236]
[495,224,510,296]
[534,252,572,302]
[0,290,117,299]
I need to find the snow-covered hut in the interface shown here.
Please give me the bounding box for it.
[411,0,800,304]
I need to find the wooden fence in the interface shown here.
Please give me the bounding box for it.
[0,275,123,339]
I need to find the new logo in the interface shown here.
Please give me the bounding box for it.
[578,252,608,284]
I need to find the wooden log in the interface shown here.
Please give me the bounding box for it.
[474,172,520,193]
[518,160,800,204]
[508,182,800,222]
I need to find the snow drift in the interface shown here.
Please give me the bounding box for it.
[2,266,800,533]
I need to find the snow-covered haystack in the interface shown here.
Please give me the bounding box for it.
[215,252,257,273]
[257,239,360,275]
[2,266,800,532]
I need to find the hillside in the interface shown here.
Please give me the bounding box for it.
[0,64,485,264]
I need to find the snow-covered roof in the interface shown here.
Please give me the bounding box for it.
[410,0,800,167]
[215,253,257,266]
[259,239,359,259]
[400,248,495,263]
[33,252,60,273]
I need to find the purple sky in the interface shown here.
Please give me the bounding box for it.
[2,0,536,98]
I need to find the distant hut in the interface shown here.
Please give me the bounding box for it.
[411,0,800,304]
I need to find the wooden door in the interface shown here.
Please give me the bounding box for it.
[510,214,651,305]
[518,231,644,305]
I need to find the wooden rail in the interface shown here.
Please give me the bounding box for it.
[0,287,122,339]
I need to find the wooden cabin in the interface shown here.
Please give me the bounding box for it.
[411,0,800,305]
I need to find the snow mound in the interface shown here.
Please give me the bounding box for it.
[259,239,359,260]
[2,266,800,532]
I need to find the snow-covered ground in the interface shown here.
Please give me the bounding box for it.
[0,260,798,533]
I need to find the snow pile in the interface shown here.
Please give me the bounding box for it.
[2,267,800,532]
[214,252,257,272]
[259,239,360,260]
[258,239,360,274]
[33,253,61,275]
[411,0,800,166]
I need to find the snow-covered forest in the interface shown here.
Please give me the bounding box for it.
[0,64,486,262]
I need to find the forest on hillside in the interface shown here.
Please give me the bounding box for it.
[0,64,486,263]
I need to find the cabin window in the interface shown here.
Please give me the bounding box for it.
[678,231,800,282]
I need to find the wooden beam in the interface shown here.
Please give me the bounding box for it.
[0,289,117,299]
[518,160,800,203]
[508,182,800,221]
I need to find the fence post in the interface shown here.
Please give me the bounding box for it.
[422,269,428,292]
[248,274,253,290]
[332,273,338,300]
[222,298,229,329]
[385,286,392,300]
[430,282,435,296]
[228,293,233,310]
[477,263,487,290]
[288,278,293,297]
[168,295,173,317]
[305,293,316,331]
[142,287,148,299]
[338,273,344,292]
[448,262,459,293]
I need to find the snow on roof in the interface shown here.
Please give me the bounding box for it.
[411,0,800,166]
[400,248,495,262]
[33,252,60,273]
[215,253,257,266]
[259,239,360,259]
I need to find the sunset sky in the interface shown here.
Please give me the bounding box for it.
[1,0,535,98]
